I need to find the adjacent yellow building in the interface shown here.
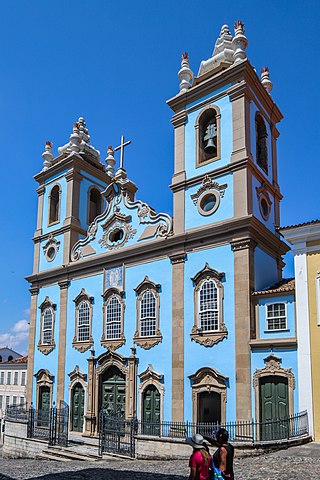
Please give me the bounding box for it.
[282,220,320,440]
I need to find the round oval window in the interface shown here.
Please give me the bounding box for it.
[199,192,218,215]
[260,198,269,219]
[109,228,124,243]
[47,246,56,261]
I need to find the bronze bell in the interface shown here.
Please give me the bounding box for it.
[204,137,216,152]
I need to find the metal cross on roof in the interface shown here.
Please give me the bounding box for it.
[113,135,131,170]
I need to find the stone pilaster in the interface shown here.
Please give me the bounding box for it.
[231,239,256,421]
[170,253,186,421]
[33,185,45,274]
[56,280,70,405]
[26,286,39,406]
[84,348,97,436]
[230,86,252,163]
[171,111,187,235]
[63,168,82,264]
[128,347,139,418]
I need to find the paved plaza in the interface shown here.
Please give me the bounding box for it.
[0,444,320,479]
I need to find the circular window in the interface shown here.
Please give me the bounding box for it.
[46,246,56,262]
[197,190,220,216]
[109,228,124,243]
[260,197,270,220]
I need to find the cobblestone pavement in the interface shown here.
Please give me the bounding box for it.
[0,443,320,480]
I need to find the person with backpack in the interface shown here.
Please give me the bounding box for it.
[186,433,212,480]
[204,428,234,480]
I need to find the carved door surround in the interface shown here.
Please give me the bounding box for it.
[86,349,138,435]
[138,364,165,423]
[68,365,87,433]
[253,353,295,421]
[189,366,227,423]
[34,368,54,412]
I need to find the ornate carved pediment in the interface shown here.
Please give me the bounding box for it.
[134,276,161,294]
[101,335,126,352]
[42,234,60,262]
[253,353,296,389]
[96,349,129,376]
[189,367,228,387]
[191,175,227,206]
[34,368,54,384]
[37,341,56,355]
[72,338,93,353]
[190,324,227,347]
[68,365,87,382]
[73,288,94,305]
[191,263,224,285]
[133,331,163,350]
[138,364,164,384]
[98,211,137,250]
[39,296,56,311]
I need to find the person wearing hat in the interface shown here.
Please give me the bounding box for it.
[186,433,212,480]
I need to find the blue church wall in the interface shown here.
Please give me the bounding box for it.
[256,294,295,340]
[38,233,64,271]
[42,173,68,235]
[254,247,278,291]
[185,84,232,110]
[125,258,172,421]
[185,172,233,230]
[78,172,106,230]
[249,102,273,182]
[32,284,61,406]
[252,175,275,232]
[185,95,233,180]
[64,272,104,403]
[251,348,299,418]
[184,245,236,422]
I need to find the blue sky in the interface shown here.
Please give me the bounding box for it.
[0,0,318,354]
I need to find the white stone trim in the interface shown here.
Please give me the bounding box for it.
[294,251,314,436]
[316,275,320,327]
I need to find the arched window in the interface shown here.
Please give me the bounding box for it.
[105,295,122,339]
[73,289,93,353]
[191,263,227,347]
[101,289,125,351]
[199,280,219,332]
[88,187,102,224]
[134,276,162,350]
[255,112,268,174]
[49,185,60,224]
[8,356,13,362]
[195,106,221,167]
[38,297,56,355]
[0,355,2,362]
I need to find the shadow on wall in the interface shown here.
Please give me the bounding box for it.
[24,469,186,480]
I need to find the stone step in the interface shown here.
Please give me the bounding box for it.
[38,452,71,462]
[42,445,101,462]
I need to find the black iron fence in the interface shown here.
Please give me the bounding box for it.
[134,410,309,443]
[99,410,135,457]
[6,402,69,447]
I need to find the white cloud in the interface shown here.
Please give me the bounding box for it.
[0,319,29,350]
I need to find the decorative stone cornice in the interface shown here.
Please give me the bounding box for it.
[133,332,162,350]
[138,364,164,384]
[65,167,83,183]
[170,253,186,265]
[29,286,39,296]
[190,325,227,347]
[191,175,227,206]
[36,185,46,196]
[68,365,87,382]
[171,110,188,128]
[231,238,257,251]
[58,280,70,290]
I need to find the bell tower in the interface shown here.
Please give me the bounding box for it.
[32,118,112,273]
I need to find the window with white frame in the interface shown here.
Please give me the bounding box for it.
[5,396,10,407]
[72,289,94,352]
[190,263,227,347]
[0,372,4,384]
[0,395,3,410]
[105,294,122,339]
[14,371,18,385]
[13,396,17,405]
[42,308,54,344]
[21,372,26,386]
[77,301,90,342]
[7,372,11,385]
[20,396,24,405]
[266,303,287,331]
[38,296,56,355]
[199,279,219,332]
[133,276,162,349]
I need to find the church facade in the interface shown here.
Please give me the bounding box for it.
[26,22,301,437]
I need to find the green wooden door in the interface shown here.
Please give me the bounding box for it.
[101,366,126,417]
[142,385,160,435]
[71,383,85,432]
[260,376,289,440]
[38,386,50,426]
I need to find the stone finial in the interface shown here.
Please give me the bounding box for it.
[77,117,90,143]
[178,52,193,93]
[105,145,116,177]
[233,20,248,64]
[42,141,54,171]
[198,25,234,76]
[261,66,273,93]
[69,122,81,153]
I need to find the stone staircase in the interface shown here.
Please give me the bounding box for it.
[39,437,101,462]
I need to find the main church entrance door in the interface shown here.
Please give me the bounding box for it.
[101,366,126,417]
